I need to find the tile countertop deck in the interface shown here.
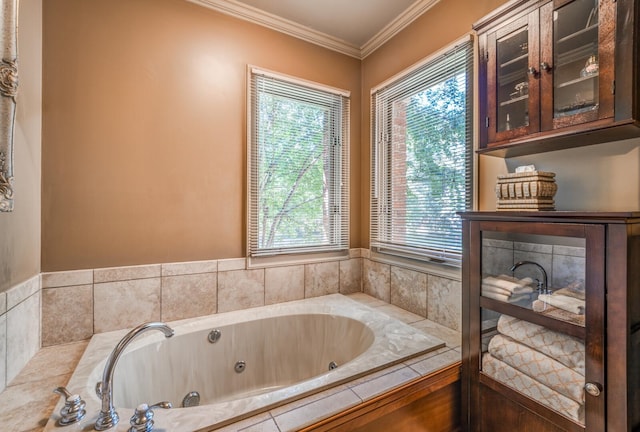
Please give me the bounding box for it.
[0,293,461,432]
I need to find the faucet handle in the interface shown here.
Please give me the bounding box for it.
[128,401,172,432]
[53,386,87,426]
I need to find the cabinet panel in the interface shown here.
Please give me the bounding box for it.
[480,383,573,432]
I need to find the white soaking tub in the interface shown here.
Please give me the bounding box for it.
[45,294,445,431]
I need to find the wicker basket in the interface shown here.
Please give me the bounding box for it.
[495,171,557,211]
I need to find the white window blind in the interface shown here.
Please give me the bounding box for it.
[248,68,350,257]
[370,40,474,267]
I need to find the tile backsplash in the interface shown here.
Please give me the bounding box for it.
[40,256,368,347]
[482,237,586,290]
[0,249,463,393]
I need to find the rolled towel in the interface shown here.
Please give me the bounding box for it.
[482,329,498,353]
[482,353,584,423]
[539,293,585,315]
[497,315,585,375]
[488,334,585,404]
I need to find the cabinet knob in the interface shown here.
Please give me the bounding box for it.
[540,62,552,72]
[584,382,602,397]
[527,67,538,77]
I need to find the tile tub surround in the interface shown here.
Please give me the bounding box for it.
[363,259,463,333]
[2,294,460,432]
[40,255,365,346]
[40,251,464,348]
[0,274,41,393]
[44,294,449,431]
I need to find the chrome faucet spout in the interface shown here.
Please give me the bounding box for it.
[510,260,548,294]
[94,322,174,431]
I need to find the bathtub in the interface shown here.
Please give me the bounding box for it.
[46,294,445,431]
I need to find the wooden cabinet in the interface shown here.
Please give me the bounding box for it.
[460,212,640,432]
[475,0,640,157]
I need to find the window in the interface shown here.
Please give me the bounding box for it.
[248,68,350,257]
[370,39,474,267]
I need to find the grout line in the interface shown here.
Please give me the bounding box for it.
[92,269,96,336]
[159,272,163,322]
[2,312,6,392]
[215,270,219,314]
[268,412,282,432]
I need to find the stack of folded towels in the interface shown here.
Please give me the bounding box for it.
[481,274,536,305]
[482,315,585,423]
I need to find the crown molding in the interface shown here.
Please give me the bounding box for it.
[187,0,440,59]
[361,0,441,58]
[187,0,361,58]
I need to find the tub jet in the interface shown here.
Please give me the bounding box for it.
[182,391,200,408]
[207,329,221,344]
[235,361,246,373]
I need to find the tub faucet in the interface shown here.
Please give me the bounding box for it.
[510,260,549,294]
[95,322,175,431]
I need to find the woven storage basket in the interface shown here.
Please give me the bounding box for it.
[495,171,557,211]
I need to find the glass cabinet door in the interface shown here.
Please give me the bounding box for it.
[486,11,540,144]
[553,0,599,118]
[540,0,615,130]
[497,27,530,132]
[471,221,605,431]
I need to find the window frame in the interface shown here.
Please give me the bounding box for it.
[247,66,350,262]
[369,36,476,268]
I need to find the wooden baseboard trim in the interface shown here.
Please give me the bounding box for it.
[300,361,461,432]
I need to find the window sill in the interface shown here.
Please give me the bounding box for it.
[368,249,462,281]
[247,249,353,269]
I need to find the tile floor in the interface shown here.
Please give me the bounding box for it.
[0,293,460,432]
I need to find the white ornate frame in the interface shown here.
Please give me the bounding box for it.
[0,0,18,212]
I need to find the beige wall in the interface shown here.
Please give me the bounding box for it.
[42,0,361,271]
[480,138,640,211]
[0,0,42,292]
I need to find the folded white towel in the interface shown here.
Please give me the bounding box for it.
[482,284,534,299]
[539,293,585,315]
[532,300,586,327]
[482,289,532,304]
[481,284,512,297]
[553,281,585,300]
[482,275,535,294]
